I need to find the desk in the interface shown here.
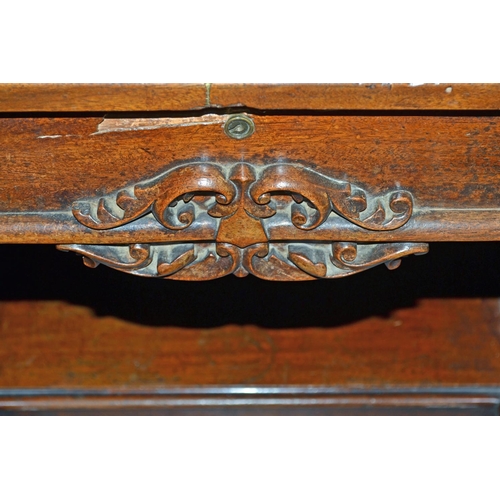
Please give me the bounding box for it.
[1,84,499,415]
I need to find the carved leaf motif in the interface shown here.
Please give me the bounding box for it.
[249,164,412,231]
[65,161,423,280]
[71,162,415,242]
[58,242,428,281]
[72,163,236,230]
[58,243,153,271]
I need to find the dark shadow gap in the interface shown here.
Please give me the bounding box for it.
[0,243,499,329]
[1,109,500,119]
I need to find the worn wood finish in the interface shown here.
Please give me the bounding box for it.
[1,83,500,413]
[2,115,500,255]
[57,242,428,280]
[0,298,499,387]
[56,159,427,280]
[3,114,500,214]
[3,210,500,244]
[0,297,499,414]
[2,84,500,112]
[1,238,499,414]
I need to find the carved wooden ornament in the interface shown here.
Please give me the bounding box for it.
[59,161,428,280]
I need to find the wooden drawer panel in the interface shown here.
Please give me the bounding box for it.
[1,113,500,280]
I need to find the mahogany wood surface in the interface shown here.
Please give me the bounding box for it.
[1,84,500,414]
[1,297,499,387]
[2,114,500,248]
[0,242,499,414]
[0,296,498,415]
[2,84,500,112]
[0,84,207,112]
[210,84,500,111]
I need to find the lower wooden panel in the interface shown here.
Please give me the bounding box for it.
[1,297,500,387]
[0,297,499,415]
[1,244,500,415]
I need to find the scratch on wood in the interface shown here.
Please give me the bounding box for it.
[92,114,227,135]
[37,135,80,139]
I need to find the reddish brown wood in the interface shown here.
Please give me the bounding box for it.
[52,159,427,280]
[2,84,500,112]
[0,84,207,112]
[1,114,500,249]
[210,84,500,110]
[1,84,500,413]
[0,298,499,387]
[1,114,498,213]
[56,242,428,281]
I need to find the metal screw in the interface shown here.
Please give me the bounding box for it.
[224,115,255,140]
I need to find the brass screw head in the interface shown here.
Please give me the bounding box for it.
[224,115,255,140]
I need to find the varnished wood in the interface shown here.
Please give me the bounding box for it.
[1,83,500,413]
[0,298,499,387]
[1,389,498,416]
[3,84,500,112]
[2,114,500,254]
[57,242,428,280]
[210,83,500,110]
[2,114,498,215]
[54,160,425,280]
[0,84,207,112]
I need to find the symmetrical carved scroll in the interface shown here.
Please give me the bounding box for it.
[63,161,425,280]
[72,162,413,243]
[58,242,429,281]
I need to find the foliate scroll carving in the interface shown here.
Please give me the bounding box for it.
[64,161,425,281]
[71,162,414,242]
[57,242,429,281]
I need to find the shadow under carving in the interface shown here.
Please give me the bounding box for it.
[0,243,499,328]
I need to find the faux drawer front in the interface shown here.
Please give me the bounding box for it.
[1,114,499,280]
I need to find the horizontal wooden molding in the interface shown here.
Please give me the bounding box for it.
[2,84,500,112]
[1,386,498,415]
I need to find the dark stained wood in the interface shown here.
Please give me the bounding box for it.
[2,84,500,112]
[2,115,499,212]
[210,84,500,111]
[56,242,428,281]
[0,84,207,112]
[2,114,500,251]
[1,83,500,413]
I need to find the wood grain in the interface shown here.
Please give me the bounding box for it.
[1,298,499,387]
[2,84,500,112]
[3,115,498,212]
[2,114,500,245]
[0,84,207,112]
[210,84,500,110]
[1,83,500,413]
